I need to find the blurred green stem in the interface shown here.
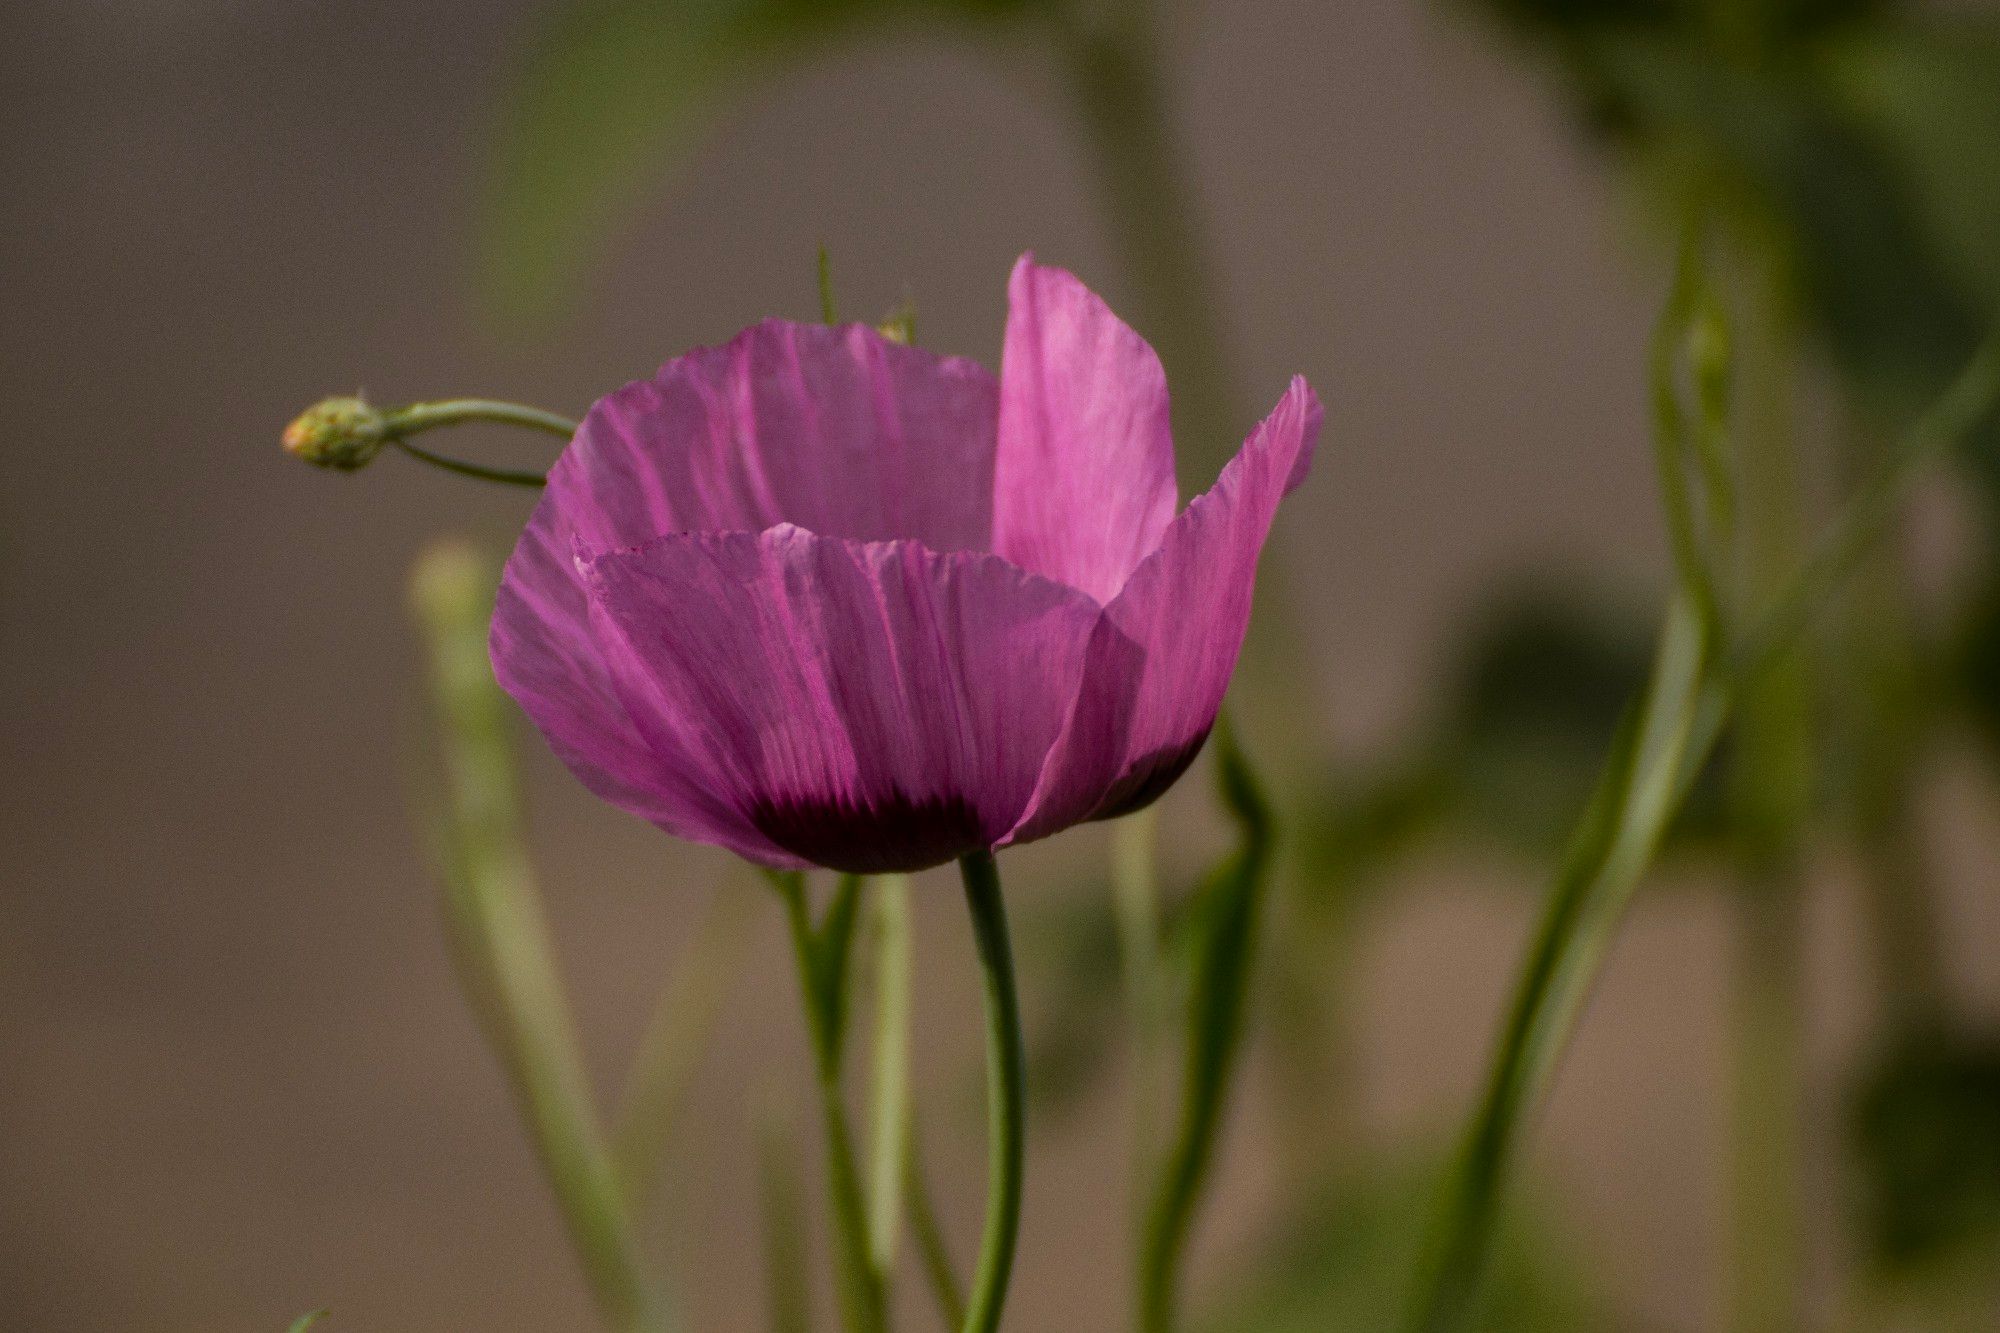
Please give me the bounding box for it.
[1409,592,1711,1333]
[905,1125,967,1330]
[1836,419,1950,1031]
[1725,241,1809,1333]
[1111,807,1166,1202]
[759,1098,815,1333]
[410,544,665,1333]
[1056,4,1242,480]
[1137,725,1273,1333]
[774,871,889,1333]
[958,851,1026,1333]
[866,874,914,1275]
[612,883,755,1219]
[1405,313,2000,1328]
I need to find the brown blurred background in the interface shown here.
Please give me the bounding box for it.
[6,1,1998,1329]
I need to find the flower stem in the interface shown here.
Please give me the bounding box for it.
[1724,242,1809,1333]
[384,398,575,485]
[957,851,1026,1333]
[773,872,888,1333]
[612,882,755,1218]
[390,438,549,488]
[905,1124,968,1330]
[866,874,915,1274]
[410,542,665,1333]
[385,397,577,438]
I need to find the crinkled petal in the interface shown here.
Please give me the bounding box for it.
[580,525,1103,873]
[545,319,999,554]
[992,254,1180,603]
[491,522,796,865]
[1004,377,1322,844]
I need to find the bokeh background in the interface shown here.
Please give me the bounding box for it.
[7,1,2000,1329]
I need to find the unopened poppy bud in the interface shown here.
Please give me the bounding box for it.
[283,395,387,470]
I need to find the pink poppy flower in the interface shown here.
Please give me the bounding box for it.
[491,255,1320,874]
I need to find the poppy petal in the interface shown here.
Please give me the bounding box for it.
[1005,377,1321,844]
[992,255,1180,603]
[580,524,1103,873]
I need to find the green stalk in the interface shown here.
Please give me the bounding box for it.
[612,883,755,1218]
[1408,593,1710,1333]
[1137,724,1274,1333]
[1724,246,1809,1333]
[409,542,664,1333]
[1110,806,1166,1202]
[957,851,1026,1333]
[905,1125,968,1330]
[1405,326,2000,1331]
[773,872,888,1333]
[758,1100,815,1333]
[384,397,577,439]
[866,874,915,1274]
[390,438,549,488]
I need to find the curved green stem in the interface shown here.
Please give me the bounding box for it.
[382,398,572,487]
[391,437,549,488]
[958,851,1026,1333]
[385,397,578,439]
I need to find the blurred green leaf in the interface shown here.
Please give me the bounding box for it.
[1952,569,2000,757]
[482,0,1048,325]
[1199,1153,1605,1333]
[1820,19,2000,311]
[1454,0,2000,506]
[1850,1027,2000,1270]
[286,1312,329,1333]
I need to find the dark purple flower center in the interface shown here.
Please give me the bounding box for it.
[749,788,988,875]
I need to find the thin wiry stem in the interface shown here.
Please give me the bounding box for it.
[391,437,549,488]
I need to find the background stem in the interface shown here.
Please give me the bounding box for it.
[1724,242,1808,1333]
[1111,807,1165,1207]
[410,542,666,1333]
